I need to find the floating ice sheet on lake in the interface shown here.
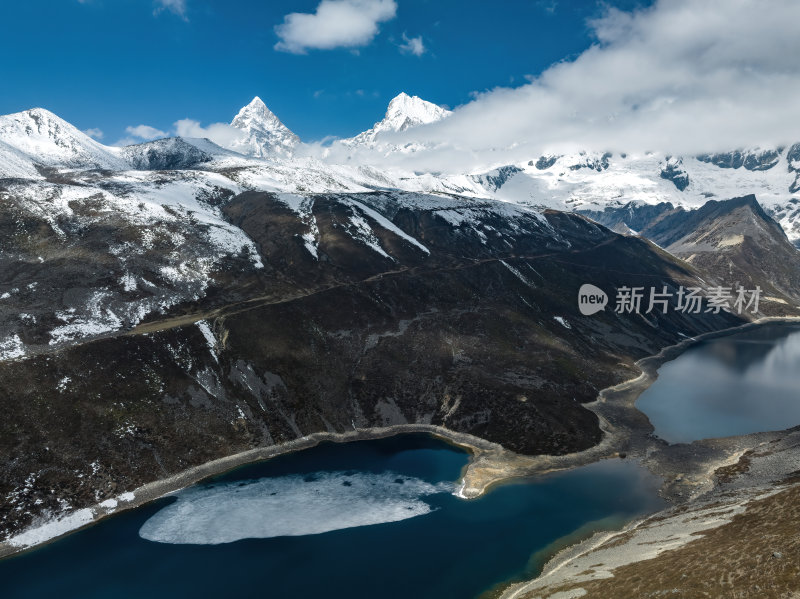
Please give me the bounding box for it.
[139,471,453,544]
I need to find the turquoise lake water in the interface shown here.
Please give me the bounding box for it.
[636,324,800,444]
[1,435,663,599]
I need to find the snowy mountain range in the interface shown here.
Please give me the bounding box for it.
[470,149,800,246]
[5,90,799,372]
[3,93,800,268]
[3,94,800,240]
[2,93,798,360]
[0,96,526,360]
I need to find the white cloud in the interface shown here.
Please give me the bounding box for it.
[154,0,187,20]
[125,125,168,141]
[113,138,140,147]
[399,33,425,57]
[335,0,800,173]
[173,118,245,147]
[116,119,243,149]
[83,128,104,140]
[274,0,397,54]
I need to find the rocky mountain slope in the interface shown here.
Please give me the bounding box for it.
[0,178,744,544]
[2,99,800,556]
[583,195,800,307]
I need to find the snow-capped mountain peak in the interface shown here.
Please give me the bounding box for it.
[0,107,125,177]
[382,92,451,132]
[229,96,300,159]
[342,93,452,148]
[232,96,273,126]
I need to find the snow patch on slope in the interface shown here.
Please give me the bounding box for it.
[0,334,25,361]
[8,508,94,549]
[275,193,320,259]
[341,197,430,254]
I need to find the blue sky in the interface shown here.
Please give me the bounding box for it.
[0,0,650,144]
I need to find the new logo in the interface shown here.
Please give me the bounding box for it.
[578,284,608,315]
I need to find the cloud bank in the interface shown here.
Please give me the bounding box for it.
[173,118,244,147]
[275,0,397,54]
[125,125,167,141]
[333,0,800,173]
[116,120,242,148]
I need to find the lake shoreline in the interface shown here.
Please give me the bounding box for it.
[3,315,799,563]
[456,316,800,502]
[496,315,800,599]
[0,423,501,560]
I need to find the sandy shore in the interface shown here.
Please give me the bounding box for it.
[3,316,799,563]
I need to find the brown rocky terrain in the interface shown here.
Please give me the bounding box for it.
[583,194,800,308]
[0,189,748,545]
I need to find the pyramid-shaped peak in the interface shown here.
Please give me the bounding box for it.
[243,96,268,112]
[233,96,279,122]
[229,96,300,158]
[388,92,412,104]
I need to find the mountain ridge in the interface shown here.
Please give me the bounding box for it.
[582,194,800,304]
[3,101,800,248]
